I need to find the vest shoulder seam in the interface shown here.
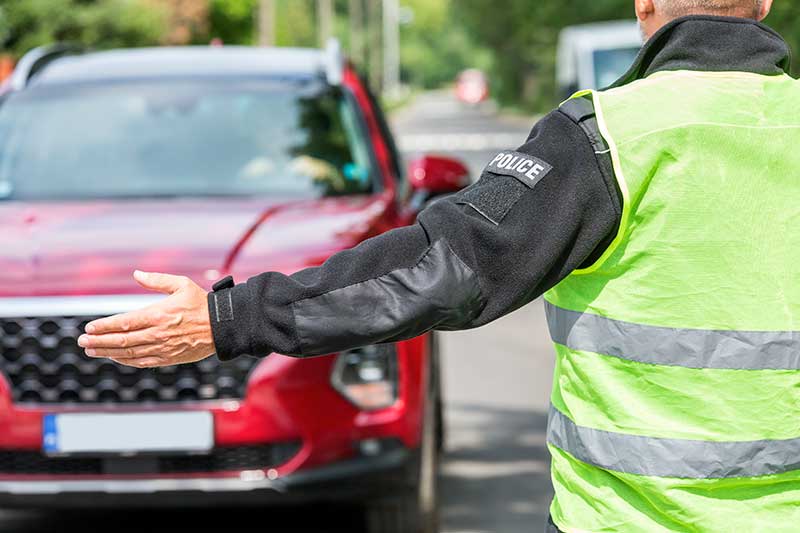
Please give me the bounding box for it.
[603,70,793,98]
[615,121,800,149]
[570,91,630,276]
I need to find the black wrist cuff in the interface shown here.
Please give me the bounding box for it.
[208,279,255,361]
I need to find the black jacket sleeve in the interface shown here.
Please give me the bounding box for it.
[209,107,621,360]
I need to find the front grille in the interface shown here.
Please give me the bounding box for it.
[0,316,260,404]
[0,443,301,475]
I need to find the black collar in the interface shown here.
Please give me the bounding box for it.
[610,15,791,89]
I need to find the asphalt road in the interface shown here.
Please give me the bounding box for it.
[394,91,554,533]
[0,91,553,532]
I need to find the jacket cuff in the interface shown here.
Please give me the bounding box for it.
[208,284,256,361]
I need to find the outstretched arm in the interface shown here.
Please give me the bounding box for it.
[78,107,620,367]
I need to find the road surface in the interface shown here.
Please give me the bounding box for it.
[394,91,554,533]
[0,91,554,532]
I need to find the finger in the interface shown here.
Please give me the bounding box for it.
[134,270,188,295]
[84,308,159,335]
[85,345,163,359]
[110,356,167,368]
[78,329,158,349]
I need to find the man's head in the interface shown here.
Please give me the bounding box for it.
[635,0,773,40]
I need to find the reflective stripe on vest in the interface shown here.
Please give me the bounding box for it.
[546,302,800,370]
[547,405,800,479]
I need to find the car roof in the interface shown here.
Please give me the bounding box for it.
[31,46,327,86]
[558,21,641,49]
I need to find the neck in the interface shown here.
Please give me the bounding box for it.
[668,8,758,19]
[612,15,790,89]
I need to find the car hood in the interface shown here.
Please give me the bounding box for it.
[0,195,392,297]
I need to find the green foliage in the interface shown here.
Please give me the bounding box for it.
[0,0,166,56]
[0,0,490,95]
[208,0,319,47]
[400,0,492,88]
[275,0,316,47]
[458,1,800,111]
[762,4,800,78]
[458,0,632,110]
[208,0,256,44]
[4,0,800,114]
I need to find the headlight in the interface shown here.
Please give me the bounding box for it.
[331,344,398,411]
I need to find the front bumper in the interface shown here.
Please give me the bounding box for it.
[0,300,430,509]
[0,446,416,508]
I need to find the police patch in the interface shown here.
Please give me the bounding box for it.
[485,151,553,189]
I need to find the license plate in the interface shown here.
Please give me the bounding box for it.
[43,412,214,455]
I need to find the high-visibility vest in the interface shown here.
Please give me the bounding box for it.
[545,70,800,532]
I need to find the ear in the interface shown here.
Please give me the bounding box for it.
[757,0,773,21]
[635,0,657,21]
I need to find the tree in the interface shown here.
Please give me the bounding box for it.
[274,0,316,47]
[207,0,256,45]
[0,0,167,57]
[762,3,800,76]
[399,0,492,89]
[458,1,800,111]
[458,0,633,110]
[146,0,208,45]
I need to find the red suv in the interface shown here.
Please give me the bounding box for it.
[0,43,469,533]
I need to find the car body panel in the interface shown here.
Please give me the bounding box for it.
[0,194,398,296]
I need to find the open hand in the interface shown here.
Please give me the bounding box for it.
[78,271,216,368]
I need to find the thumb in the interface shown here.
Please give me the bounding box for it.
[133,270,187,294]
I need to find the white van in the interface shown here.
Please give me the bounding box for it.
[557,21,643,98]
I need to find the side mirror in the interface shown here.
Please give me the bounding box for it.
[408,155,470,196]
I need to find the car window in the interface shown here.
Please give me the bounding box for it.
[593,46,640,89]
[0,78,375,200]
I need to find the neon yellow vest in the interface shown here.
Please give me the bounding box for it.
[545,70,800,532]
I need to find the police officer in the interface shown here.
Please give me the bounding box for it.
[79,0,800,530]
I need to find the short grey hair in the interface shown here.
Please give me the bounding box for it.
[654,0,762,17]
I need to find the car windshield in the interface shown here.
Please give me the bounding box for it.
[593,46,640,89]
[0,78,375,200]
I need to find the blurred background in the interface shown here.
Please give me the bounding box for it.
[1,0,795,112]
[0,1,796,532]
